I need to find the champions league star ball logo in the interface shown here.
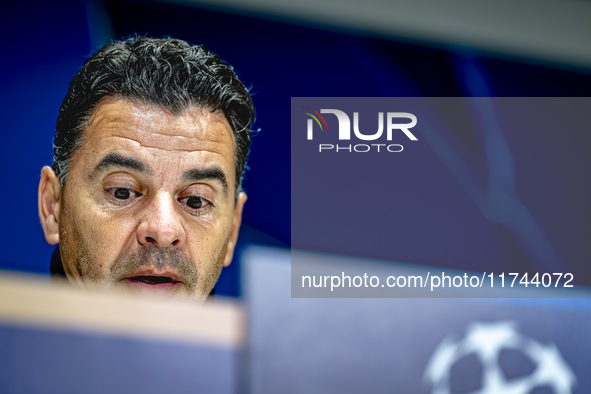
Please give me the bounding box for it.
[423,321,576,394]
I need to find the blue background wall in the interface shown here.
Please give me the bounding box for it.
[2,0,591,296]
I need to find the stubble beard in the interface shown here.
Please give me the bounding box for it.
[59,221,228,300]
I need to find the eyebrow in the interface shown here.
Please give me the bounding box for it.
[181,167,229,195]
[92,152,229,195]
[92,152,154,177]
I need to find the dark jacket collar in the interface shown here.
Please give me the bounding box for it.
[49,247,66,278]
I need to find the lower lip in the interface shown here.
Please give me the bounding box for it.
[123,279,183,295]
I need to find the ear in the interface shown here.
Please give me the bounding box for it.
[223,192,247,267]
[38,166,62,245]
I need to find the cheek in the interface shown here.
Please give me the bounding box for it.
[69,194,139,264]
[186,218,233,264]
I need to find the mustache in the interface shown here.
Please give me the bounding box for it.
[110,245,199,290]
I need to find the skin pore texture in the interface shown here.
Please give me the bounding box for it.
[38,97,247,302]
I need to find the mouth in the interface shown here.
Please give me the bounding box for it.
[128,275,179,285]
[122,271,184,295]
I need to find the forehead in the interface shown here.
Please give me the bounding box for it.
[73,97,236,185]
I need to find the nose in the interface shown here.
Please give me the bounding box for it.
[136,191,184,248]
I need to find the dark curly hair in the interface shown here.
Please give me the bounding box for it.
[54,36,255,196]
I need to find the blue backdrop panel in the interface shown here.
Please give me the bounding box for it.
[244,246,590,394]
[0,323,238,394]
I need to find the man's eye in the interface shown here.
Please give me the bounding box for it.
[180,196,211,210]
[108,188,141,200]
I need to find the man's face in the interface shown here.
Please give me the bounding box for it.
[39,97,246,301]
